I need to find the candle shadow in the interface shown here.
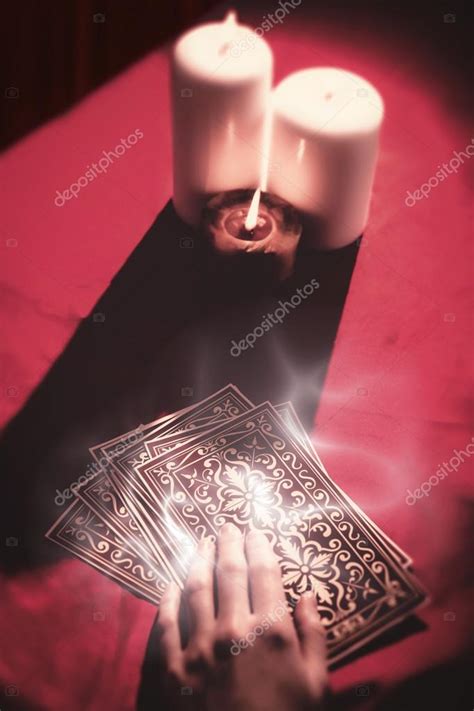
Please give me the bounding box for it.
[0,200,358,572]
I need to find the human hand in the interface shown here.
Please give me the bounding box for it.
[155,523,328,711]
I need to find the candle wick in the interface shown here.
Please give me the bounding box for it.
[224,10,238,25]
[245,188,261,231]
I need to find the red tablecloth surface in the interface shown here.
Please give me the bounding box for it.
[0,6,472,710]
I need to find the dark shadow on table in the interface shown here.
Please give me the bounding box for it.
[329,615,427,672]
[138,617,469,711]
[331,649,472,711]
[0,199,358,573]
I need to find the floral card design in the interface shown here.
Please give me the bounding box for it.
[78,385,254,583]
[90,384,252,504]
[136,402,425,663]
[46,500,170,604]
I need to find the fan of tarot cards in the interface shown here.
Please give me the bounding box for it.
[47,384,427,665]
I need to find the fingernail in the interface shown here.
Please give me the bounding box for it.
[246,529,267,542]
[301,591,318,612]
[301,592,321,620]
[220,522,241,537]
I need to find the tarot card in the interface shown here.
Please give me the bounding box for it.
[130,394,412,573]
[76,407,185,560]
[91,384,252,499]
[78,386,409,595]
[75,470,161,568]
[74,402,334,581]
[45,499,170,604]
[48,388,415,627]
[46,410,201,595]
[72,383,409,595]
[133,402,426,663]
[87,390,219,482]
[73,413,178,574]
[141,385,254,459]
[121,392,412,567]
[277,402,412,569]
[125,398,412,576]
[143,400,412,569]
[83,385,253,581]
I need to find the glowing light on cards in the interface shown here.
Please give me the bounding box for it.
[163,497,196,564]
[250,478,275,510]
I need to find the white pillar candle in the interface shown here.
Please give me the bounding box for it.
[268,68,384,250]
[172,12,273,226]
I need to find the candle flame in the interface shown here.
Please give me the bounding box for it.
[245,188,261,231]
[224,10,238,25]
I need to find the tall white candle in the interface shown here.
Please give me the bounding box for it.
[268,68,384,250]
[172,12,273,226]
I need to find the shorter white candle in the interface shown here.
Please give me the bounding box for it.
[268,68,384,249]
